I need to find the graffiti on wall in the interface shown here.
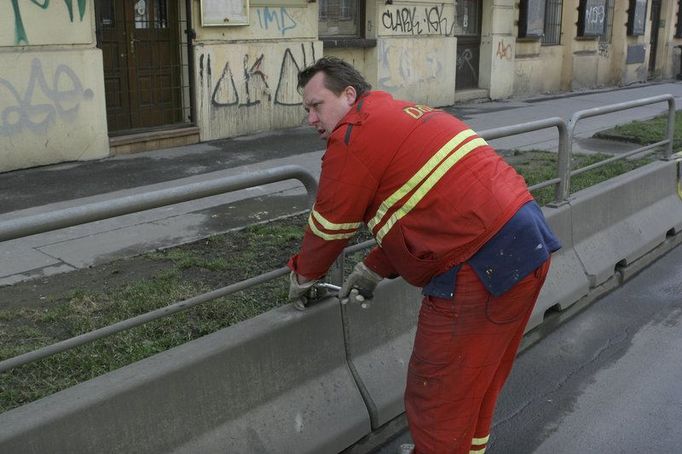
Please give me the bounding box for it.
[199,43,316,112]
[381,4,456,36]
[0,58,94,136]
[456,47,477,81]
[584,4,605,27]
[496,40,512,60]
[378,43,443,89]
[11,0,87,44]
[598,42,609,57]
[256,7,297,36]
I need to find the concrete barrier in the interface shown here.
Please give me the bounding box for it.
[0,301,370,454]
[342,279,422,428]
[571,160,682,287]
[526,203,590,332]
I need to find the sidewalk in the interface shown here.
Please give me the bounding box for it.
[1,81,681,286]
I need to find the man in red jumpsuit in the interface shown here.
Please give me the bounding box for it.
[287,57,560,453]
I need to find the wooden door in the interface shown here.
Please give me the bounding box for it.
[97,0,182,132]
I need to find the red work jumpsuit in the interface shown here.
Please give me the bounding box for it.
[288,91,551,453]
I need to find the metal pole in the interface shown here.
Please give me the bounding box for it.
[0,165,318,243]
[665,97,675,159]
[0,267,289,373]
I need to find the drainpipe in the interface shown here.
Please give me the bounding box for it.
[185,0,197,125]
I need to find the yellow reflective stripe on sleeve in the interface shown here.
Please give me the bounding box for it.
[471,435,490,445]
[367,129,477,231]
[307,216,357,240]
[375,137,487,244]
[311,208,362,231]
[469,448,486,454]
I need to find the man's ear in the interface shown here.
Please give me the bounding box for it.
[344,86,358,105]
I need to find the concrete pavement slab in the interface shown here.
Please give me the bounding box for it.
[0,150,323,285]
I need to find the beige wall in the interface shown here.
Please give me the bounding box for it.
[0,0,108,172]
[481,0,515,99]
[195,41,323,140]
[376,37,456,106]
[1,0,93,47]
[373,1,457,106]
[514,43,564,96]
[509,0,675,97]
[0,49,109,172]
[194,4,317,41]
[193,2,322,140]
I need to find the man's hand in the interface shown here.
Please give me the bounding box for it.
[288,272,320,310]
[339,262,383,308]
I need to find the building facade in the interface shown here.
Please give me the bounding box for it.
[1,0,681,172]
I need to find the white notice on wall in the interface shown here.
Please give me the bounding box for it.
[201,0,248,26]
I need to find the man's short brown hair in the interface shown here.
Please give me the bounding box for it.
[297,57,372,97]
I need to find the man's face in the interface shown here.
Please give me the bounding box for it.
[302,72,356,140]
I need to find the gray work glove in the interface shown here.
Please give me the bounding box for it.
[288,271,322,311]
[339,262,383,308]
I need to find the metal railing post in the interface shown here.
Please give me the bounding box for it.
[665,97,675,159]
[560,119,576,203]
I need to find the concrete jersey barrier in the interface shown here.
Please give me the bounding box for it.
[0,301,370,454]
[570,160,682,288]
[342,279,422,428]
[526,203,590,332]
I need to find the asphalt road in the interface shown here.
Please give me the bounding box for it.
[378,241,682,453]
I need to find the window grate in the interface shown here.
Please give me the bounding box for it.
[599,0,615,43]
[542,0,563,45]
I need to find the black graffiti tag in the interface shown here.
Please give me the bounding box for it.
[381,7,422,35]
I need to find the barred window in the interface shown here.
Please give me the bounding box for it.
[599,0,615,43]
[542,0,563,45]
[319,0,360,37]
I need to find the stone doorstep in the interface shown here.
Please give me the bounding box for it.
[453,88,490,104]
[109,126,200,155]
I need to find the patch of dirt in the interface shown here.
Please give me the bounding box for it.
[0,214,309,312]
[0,259,169,311]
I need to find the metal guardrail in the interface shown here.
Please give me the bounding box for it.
[0,165,318,243]
[479,117,568,204]
[0,95,676,374]
[0,166,318,373]
[559,94,676,201]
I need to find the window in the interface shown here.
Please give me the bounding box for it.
[518,0,562,45]
[452,0,482,36]
[542,0,563,45]
[135,0,170,29]
[627,0,647,36]
[319,0,360,37]
[676,0,682,37]
[578,0,607,37]
[518,0,546,38]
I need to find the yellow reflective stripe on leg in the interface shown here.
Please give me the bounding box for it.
[311,208,362,231]
[471,435,490,445]
[375,137,487,243]
[469,448,486,454]
[368,129,477,231]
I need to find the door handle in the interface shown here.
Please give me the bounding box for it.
[129,38,138,55]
